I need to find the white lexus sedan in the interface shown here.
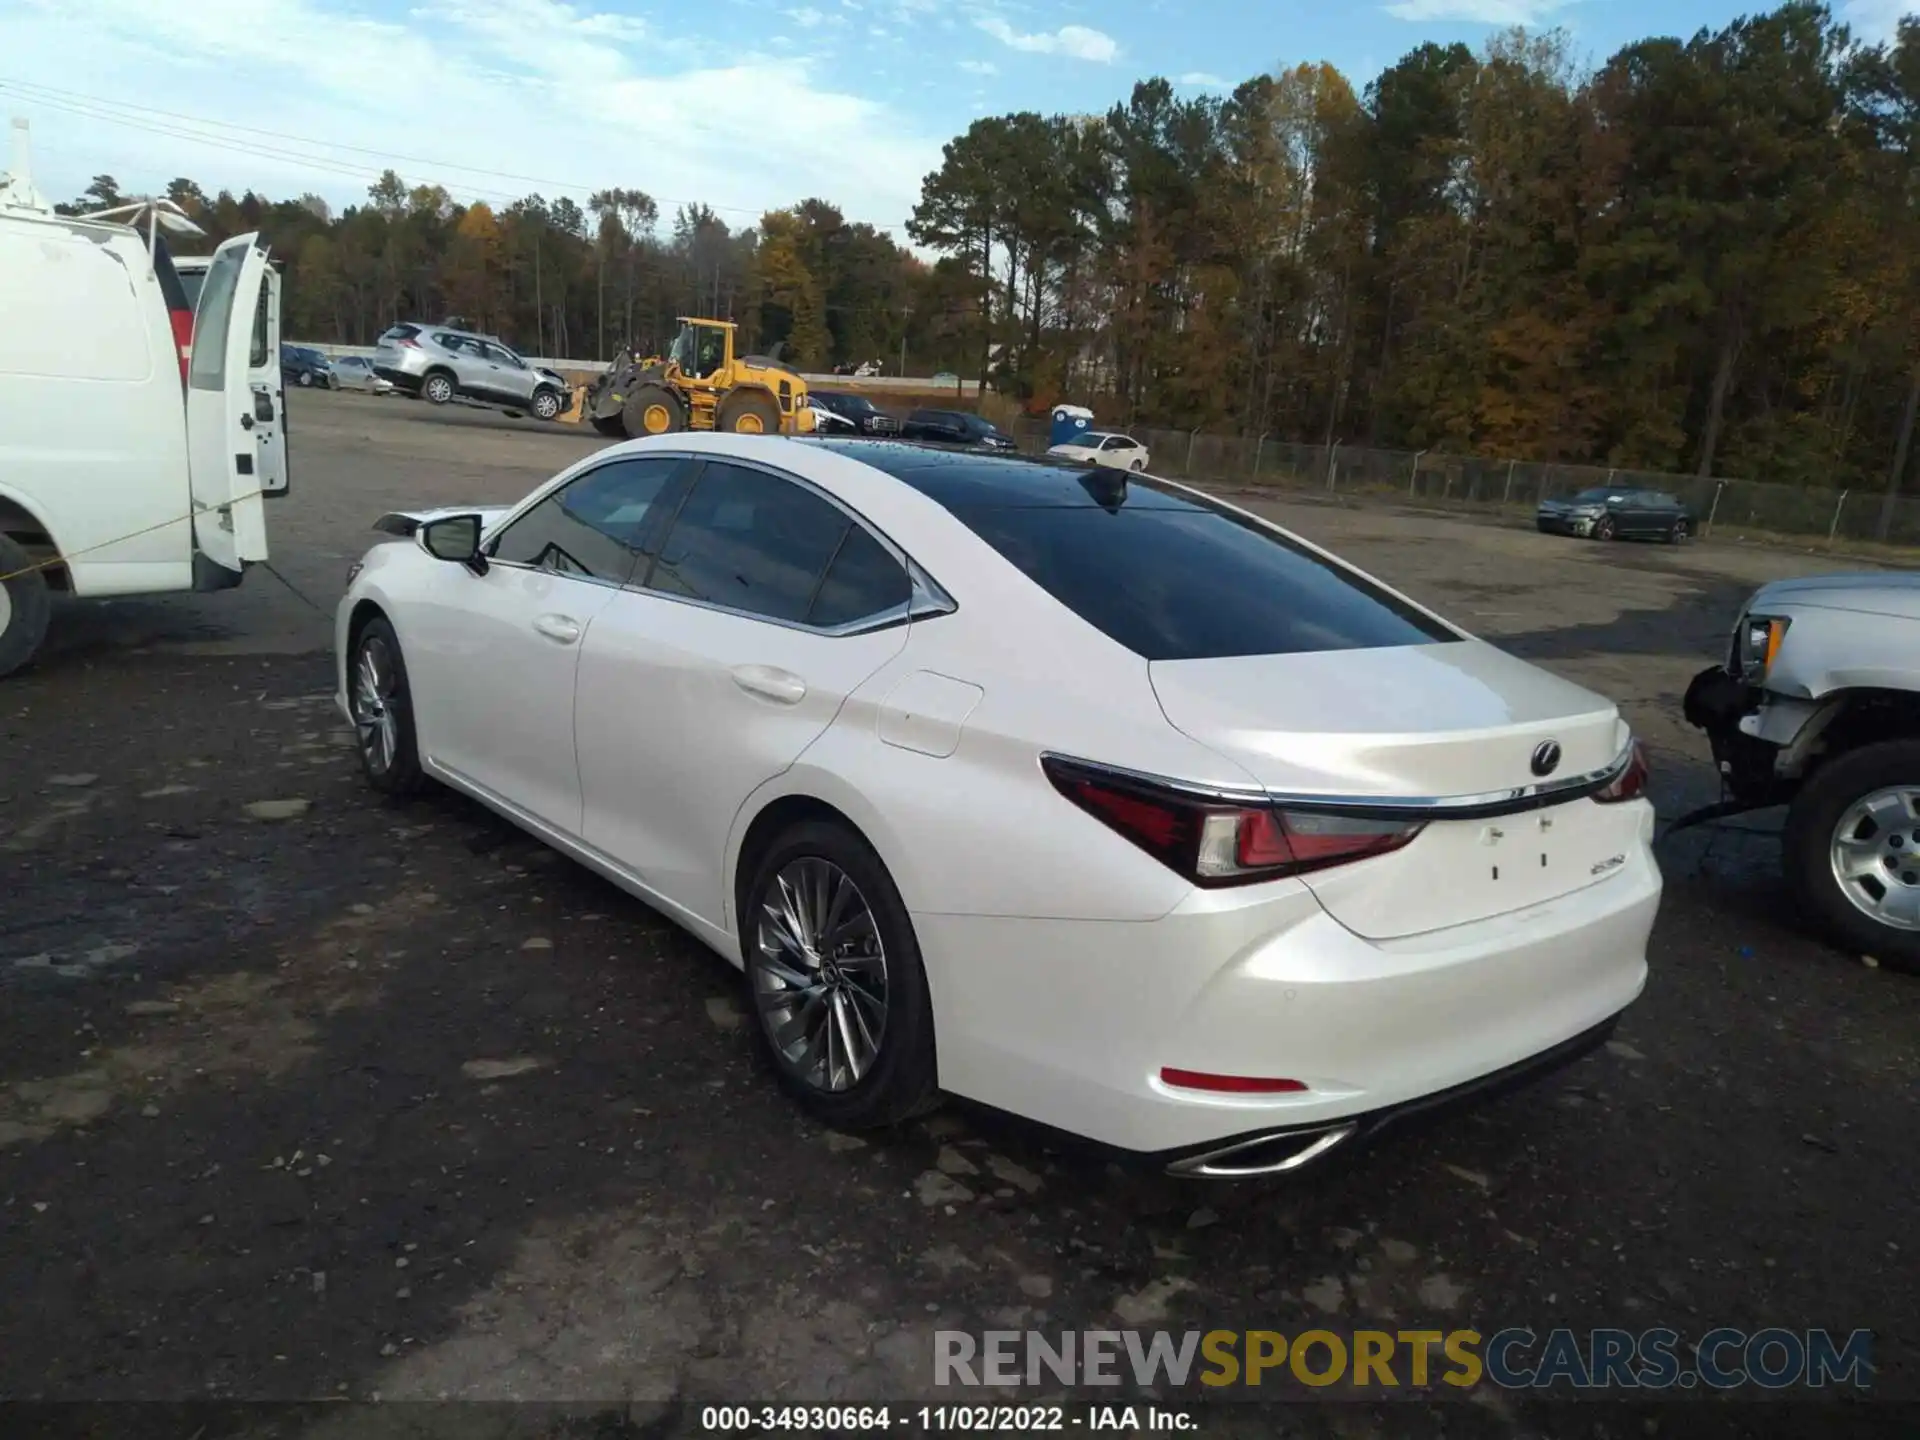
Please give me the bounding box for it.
[336,436,1658,1177]
[1047,430,1149,471]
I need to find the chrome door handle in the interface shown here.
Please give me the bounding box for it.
[731,665,806,705]
[533,614,581,644]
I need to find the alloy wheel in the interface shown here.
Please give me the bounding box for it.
[350,634,401,777]
[753,857,889,1092]
[1830,785,1920,930]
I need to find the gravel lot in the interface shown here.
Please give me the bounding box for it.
[2,391,1915,1435]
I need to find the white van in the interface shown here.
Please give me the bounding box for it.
[0,204,288,676]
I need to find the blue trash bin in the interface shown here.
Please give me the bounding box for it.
[1050,405,1094,449]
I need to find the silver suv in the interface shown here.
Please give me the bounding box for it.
[1684,573,1920,970]
[374,323,570,420]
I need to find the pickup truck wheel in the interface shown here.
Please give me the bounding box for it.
[1784,741,1920,972]
[0,534,52,679]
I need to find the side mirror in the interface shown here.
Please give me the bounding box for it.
[421,513,487,573]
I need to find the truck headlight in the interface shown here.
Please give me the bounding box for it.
[1739,614,1790,682]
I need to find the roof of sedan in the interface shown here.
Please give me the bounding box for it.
[800,437,1201,510]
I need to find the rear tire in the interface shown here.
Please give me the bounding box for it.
[1783,741,1920,973]
[623,384,686,437]
[741,820,940,1129]
[0,533,53,680]
[718,389,782,435]
[347,615,429,797]
[530,388,563,422]
[422,372,456,405]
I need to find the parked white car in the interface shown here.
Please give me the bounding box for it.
[335,434,1657,1175]
[0,201,285,676]
[1049,431,1150,471]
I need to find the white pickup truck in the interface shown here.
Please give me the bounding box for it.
[0,138,288,676]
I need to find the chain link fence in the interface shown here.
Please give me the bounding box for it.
[1003,419,1920,551]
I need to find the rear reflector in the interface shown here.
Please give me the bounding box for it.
[1160,1068,1307,1094]
[1041,755,1423,888]
[1593,740,1650,805]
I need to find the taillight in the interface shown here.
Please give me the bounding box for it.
[1040,756,1423,888]
[1593,740,1650,805]
[169,307,192,383]
[397,336,421,349]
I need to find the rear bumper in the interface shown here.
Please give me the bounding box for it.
[1159,1014,1621,1177]
[917,830,1658,1163]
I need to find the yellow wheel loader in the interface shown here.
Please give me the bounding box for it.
[585,318,816,439]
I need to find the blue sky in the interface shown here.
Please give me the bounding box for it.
[1,0,1914,245]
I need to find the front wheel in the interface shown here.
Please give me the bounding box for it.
[530,388,563,422]
[297,371,313,388]
[1783,741,1920,972]
[1592,515,1617,542]
[347,615,429,797]
[741,820,939,1129]
[1668,518,1691,544]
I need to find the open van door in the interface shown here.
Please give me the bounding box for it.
[248,264,289,499]
[186,233,272,581]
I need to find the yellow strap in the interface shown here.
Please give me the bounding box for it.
[0,489,274,585]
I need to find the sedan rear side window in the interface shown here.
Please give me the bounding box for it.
[954,500,1454,661]
[645,462,907,628]
[491,456,683,584]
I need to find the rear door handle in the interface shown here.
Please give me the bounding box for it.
[732,665,807,705]
[533,614,581,645]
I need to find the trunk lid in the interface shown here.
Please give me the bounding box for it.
[1149,640,1638,939]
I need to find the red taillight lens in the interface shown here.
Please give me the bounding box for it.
[169,308,193,384]
[1593,740,1650,805]
[1041,757,1423,888]
[396,336,420,349]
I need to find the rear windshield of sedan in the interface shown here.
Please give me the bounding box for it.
[963,504,1452,660]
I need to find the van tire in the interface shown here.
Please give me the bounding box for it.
[422,372,456,405]
[0,534,53,680]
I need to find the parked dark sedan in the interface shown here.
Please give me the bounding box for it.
[1536,487,1693,543]
[900,407,1017,450]
[811,390,901,436]
[281,344,336,389]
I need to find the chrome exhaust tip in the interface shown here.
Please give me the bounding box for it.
[1164,1123,1359,1180]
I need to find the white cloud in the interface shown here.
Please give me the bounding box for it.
[1177,72,1232,88]
[1382,0,1572,21]
[958,58,1000,75]
[1844,0,1920,41]
[975,17,1118,62]
[2,0,939,236]
[785,5,825,27]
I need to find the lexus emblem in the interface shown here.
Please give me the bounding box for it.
[1530,741,1563,778]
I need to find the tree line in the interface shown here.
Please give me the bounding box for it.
[60,3,1920,526]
